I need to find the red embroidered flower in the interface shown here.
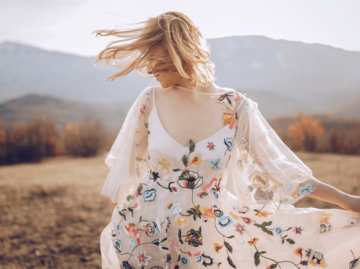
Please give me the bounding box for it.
[207,141,216,151]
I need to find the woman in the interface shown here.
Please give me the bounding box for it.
[94,12,360,269]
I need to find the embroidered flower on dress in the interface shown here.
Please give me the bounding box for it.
[143,189,157,202]
[140,103,148,116]
[149,169,160,184]
[114,239,122,252]
[218,216,233,228]
[158,158,170,172]
[234,223,247,236]
[274,226,284,236]
[213,208,224,218]
[169,203,182,216]
[209,158,221,170]
[239,137,248,147]
[168,182,180,194]
[207,141,216,151]
[254,187,274,204]
[178,170,203,189]
[249,171,270,190]
[213,243,223,253]
[248,237,259,246]
[294,247,304,258]
[168,235,180,254]
[180,255,190,266]
[294,226,304,235]
[216,91,242,110]
[299,184,313,195]
[224,137,234,152]
[201,253,214,266]
[223,112,236,129]
[135,251,152,266]
[185,227,203,247]
[200,206,216,220]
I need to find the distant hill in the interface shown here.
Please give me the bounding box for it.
[0,94,128,133]
[1,36,360,118]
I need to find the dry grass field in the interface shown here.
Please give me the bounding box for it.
[0,152,359,269]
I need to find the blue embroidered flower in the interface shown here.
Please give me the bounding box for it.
[224,138,234,151]
[114,239,122,252]
[196,255,203,264]
[180,255,190,266]
[299,184,313,195]
[209,158,221,170]
[129,239,135,247]
[115,224,122,236]
[170,203,182,216]
[274,226,284,236]
[239,137,248,147]
[143,189,157,202]
[213,208,224,218]
[218,216,233,228]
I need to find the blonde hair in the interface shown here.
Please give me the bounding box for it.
[93,11,216,87]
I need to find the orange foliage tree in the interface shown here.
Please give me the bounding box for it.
[288,115,325,152]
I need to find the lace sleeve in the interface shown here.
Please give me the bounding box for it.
[227,93,319,206]
[101,87,151,203]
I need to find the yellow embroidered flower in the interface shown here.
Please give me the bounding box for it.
[165,202,173,210]
[176,216,188,227]
[255,211,273,218]
[242,153,248,164]
[249,171,270,190]
[230,211,240,220]
[158,158,170,172]
[223,113,236,129]
[247,237,259,246]
[190,155,201,165]
[213,243,223,253]
[294,247,303,258]
[200,206,216,220]
[135,130,141,136]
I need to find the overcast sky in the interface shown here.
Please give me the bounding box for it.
[1,0,359,57]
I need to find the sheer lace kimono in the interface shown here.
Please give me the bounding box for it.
[100,85,360,269]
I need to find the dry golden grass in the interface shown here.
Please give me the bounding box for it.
[0,152,359,268]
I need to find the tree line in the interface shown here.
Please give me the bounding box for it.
[0,114,359,165]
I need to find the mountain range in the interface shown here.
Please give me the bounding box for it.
[0,36,359,131]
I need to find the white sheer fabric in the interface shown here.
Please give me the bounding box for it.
[100,85,360,269]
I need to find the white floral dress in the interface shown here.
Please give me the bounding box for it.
[100,86,360,269]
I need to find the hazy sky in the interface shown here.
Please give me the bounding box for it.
[1,0,359,57]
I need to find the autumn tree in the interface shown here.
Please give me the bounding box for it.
[288,115,325,152]
[63,118,105,157]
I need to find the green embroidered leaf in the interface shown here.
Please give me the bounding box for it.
[228,235,235,239]
[137,184,143,195]
[285,227,293,231]
[227,256,237,268]
[199,192,208,198]
[128,207,134,218]
[254,252,260,266]
[126,195,131,201]
[182,154,188,166]
[218,262,222,266]
[189,139,195,153]
[262,221,272,227]
[139,216,142,223]
[235,112,238,120]
[270,264,277,269]
[282,239,285,244]
[254,209,260,212]
[259,251,266,255]
[261,227,274,236]
[111,234,116,237]
[283,235,288,238]
[224,242,233,253]
[300,261,308,266]
[286,238,295,244]
[254,223,262,228]
[173,169,182,172]
[178,229,183,244]
[166,253,171,262]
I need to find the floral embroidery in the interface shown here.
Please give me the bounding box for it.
[254,187,274,204]
[223,112,237,129]
[185,227,203,247]
[149,168,160,184]
[209,158,221,170]
[140,103,148,116]
[249,171,270,190]
[306,249,327,268]
[213,242,223,253]
[143,189,156,202]
[207,141,216,151]
[234,223,247,236]
[168,182,180,194]
[239,137,248,147]
[218,216,233,228]
[224,137,234,155]
[158,157,170,172]
[216,91,242,110]
[135,251,151,266]
[114,239,122,252]
[248,237,259,246]
[300,184,313,195]
[294,226,304,235]
[274,226,284,236]
[178,170,203,189]
[180,255,190,266]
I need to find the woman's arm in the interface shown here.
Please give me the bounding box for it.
[308,179,360,212]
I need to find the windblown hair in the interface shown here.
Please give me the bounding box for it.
[93,11,216,87]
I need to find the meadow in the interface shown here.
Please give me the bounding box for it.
[1,152,359,268]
